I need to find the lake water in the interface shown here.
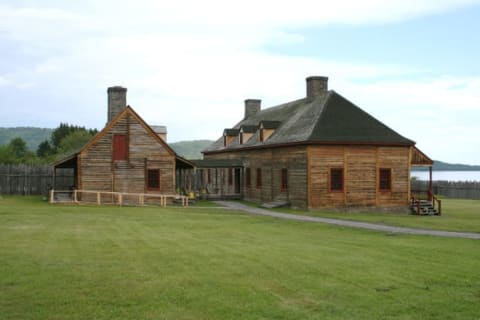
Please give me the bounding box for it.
[411,171,480,182]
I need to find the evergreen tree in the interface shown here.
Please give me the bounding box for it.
[56,130,94,156]
[0,137,36,164]
[37,140,54,157]
[9,137,28,158]
[50,123,98,152]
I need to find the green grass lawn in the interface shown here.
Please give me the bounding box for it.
[268,198,480,233]
[1,196,480,319]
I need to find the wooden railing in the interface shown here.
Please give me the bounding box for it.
[49,189,189,207]
[410,194,442,215]
[433,195,442,215]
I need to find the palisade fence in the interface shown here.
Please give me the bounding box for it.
[0,164,74,195]
[411,180,480,200]
[2,164,480,199]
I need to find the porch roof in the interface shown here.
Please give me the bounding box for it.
[52,152,79,169]
[191,159,243,168]
[411,146,434,167]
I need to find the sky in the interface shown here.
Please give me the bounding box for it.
[1,0,480,164]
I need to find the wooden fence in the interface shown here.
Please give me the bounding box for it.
[0,164,73,195]
[411,180,480,200]
[50,189,189,207]
[3,164,480,200]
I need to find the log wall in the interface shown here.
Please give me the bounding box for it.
[79,113,175,196]
[308,145,410,208]
[205,144,411,209]
[204,146,308,208]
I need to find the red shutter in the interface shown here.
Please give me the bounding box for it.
[147,169,160,190]
[113,135,128,160]
[379,168,392,191]
[330,168,344,192]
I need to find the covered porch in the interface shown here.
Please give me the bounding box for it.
[410,146,441,215]
[52,153,196,205]
[191,159,243,200]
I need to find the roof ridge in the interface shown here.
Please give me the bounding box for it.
[308,91,415,145]
[335,91,415,144]
[307,91,333,141]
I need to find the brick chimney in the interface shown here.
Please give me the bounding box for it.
[306,76,328,99]
[244,99,261,119]
[107,86,127,122]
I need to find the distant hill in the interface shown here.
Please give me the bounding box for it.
[1,127,478,168]
[0,127,53,151]
[413,160,480,171]
[0,127,213,159]
[169,140,213,160]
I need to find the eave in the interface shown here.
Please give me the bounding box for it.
[203,140,414,155]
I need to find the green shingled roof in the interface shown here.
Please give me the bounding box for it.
[260,120,281,129]
[310,92,414,144]
[224,129,240,136]
[203,90,414,153]
[240,125,258,133]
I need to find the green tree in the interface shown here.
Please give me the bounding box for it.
[51,123,75,151]
[0,144,16,164]
[56,130,95,157]
[50,123,98,152]
[0,137,36,164]
[37,140,54,157]
[9,137,28,158]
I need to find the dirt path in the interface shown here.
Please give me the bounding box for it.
[215,201,480,240]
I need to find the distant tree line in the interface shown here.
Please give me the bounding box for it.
[0,123,98,164]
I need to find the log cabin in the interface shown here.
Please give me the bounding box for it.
[202,76,433,210]
[53,86,193,202]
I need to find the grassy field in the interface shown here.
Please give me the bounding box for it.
[1,196,480,319]
[269,198,480,233]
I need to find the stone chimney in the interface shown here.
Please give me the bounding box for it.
[306,76,328,99]
[107,86,127,122]
[244,99,261,119]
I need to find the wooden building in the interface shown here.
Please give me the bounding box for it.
[202,76,433,210]
[53,86,193,201]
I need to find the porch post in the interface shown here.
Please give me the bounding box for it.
[53,166,57,190]
[429,166,433,201]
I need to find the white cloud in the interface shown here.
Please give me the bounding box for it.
[1,0,480,164]
[338,76,480,164]
[127,0,480,27]
[0,75,10,86]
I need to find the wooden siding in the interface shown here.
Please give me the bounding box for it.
[377,147,410,207]
[308,146,345,207]
[309,145,410,208]
[204,146,308,209]
[79,112,175,195]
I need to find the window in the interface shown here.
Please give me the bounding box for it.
[147,169,160,190]
[223,135,227,147]
[256,168,262,188]
[207,169,211,184]
[330,168,344,192]
[228,168,233,186]
[379,168,392,192]
[281,168,288,191]
[239,133,244,144]
[113,134,128,160]
[246,168,251,187]
[259,129,264,142]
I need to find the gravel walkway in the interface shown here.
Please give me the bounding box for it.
[215,201,480,240]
